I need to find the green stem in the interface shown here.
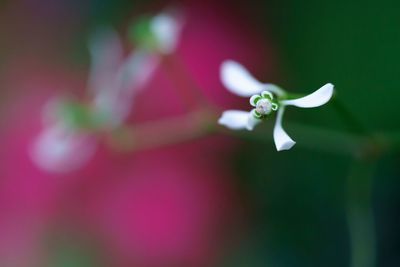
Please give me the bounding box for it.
[346,158,377,267]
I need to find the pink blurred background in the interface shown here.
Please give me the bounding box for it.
[0,1,275,266]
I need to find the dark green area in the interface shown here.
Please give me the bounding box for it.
[231,0,400,266]
[264,0,400,131]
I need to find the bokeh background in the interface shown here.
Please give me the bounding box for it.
[0,0,399,267]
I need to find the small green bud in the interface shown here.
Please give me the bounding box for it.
[128,16,158,51]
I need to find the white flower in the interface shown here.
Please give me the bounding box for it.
[218,60,334,151]
[130,8,185,55]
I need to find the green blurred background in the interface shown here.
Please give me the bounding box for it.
[235,1,400,266]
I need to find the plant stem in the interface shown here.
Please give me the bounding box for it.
[108,109,218,152]
[110,108,400,157]
[346,158,377,267]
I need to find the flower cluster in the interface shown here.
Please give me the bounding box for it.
[218,60,334,151]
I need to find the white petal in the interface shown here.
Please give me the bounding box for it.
[281,83,334,108]
[30,124,97,173]
[273,107,296,151]
[218,110,252,130]
[150,9,184,54]
[88,28,123,93]
[246,115,261,131]
[220,60,266,97]
[220,60,285,97]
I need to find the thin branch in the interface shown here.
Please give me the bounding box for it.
[108,109,218,152]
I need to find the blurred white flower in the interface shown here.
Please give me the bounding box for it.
[31,121,97,173]
[218,60,334,151]
[129,7,184,55]
[30,9,185,173]
[150,9,184,54]
[30,96,99,173]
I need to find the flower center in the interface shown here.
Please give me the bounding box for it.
[250,91,279,119]
[255,98,272,115]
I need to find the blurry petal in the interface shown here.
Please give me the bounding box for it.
[281,83,334,108]
[220,60,285,97]
[151,9,184,54]
[31,124,97,173]
[218,110,251,130]
[92,50,160,129]
[88,28,123,93]
[273,107,296,151]
[116,50,160,93]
